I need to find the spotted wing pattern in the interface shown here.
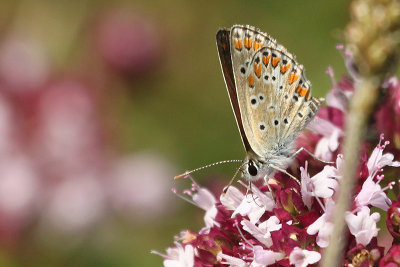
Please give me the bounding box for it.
[228,25,321,157]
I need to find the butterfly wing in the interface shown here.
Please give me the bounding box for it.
[216,28,252,152]
[229,25,321,157]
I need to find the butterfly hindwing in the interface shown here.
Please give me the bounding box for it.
[227,25,321,158]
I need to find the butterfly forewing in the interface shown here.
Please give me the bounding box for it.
[216,29,252,152]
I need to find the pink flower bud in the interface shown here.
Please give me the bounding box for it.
[386,201,400,242]
[379,244,400,266]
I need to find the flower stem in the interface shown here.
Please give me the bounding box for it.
[322,78,380,266]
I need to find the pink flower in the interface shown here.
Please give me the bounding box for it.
[217,252,248,267]
[231,184,275,224]
[162,243,194,267]
[308,118,343,161]
[241,216,281,247]
[379,244,400,266]
[355,176,392,211]
[252,246,284,266]
[386,200,400,242]
[307,199,336,248]
[346,207,380,246]
[367,141,400,176]
[300,161,339,210]
[193,188,218,227]
[289,247,321,267]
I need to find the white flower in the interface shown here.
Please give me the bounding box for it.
[218,252,248,267]
[289,247,321,267]
[230,184,275,224]
[307,199,335,248]
[309,118,343,162]
[220,186,245,210]
[345,206,380,246]
[252,246,284,266]
[355,176,392,211]
[193,188,218,227]
[241,216,282,248]
[300,161,339,210]
[163,243,194,267]
[367,145,400,176]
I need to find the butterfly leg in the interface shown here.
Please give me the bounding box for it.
[270,164,301,185]
[263,177,276,200]
[291,147,334,164]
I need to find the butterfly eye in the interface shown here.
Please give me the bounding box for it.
[248,161,258,176]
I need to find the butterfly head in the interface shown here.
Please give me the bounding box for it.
[241,154,274,182]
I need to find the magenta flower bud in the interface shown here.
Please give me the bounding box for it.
[386,201,400,242]
[379,245,400,266]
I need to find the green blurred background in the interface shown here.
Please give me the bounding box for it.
[0,0,349,266]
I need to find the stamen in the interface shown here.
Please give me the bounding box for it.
[171,188,197,206]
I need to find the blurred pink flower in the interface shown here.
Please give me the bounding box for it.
[94,10,161,76]
[33,78,103,175]
[0,35,50,93]
[109,153,175,220]
[43,173,105,232]
[0,155,39,219]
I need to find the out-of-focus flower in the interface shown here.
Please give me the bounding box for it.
[0,155,38,219]
[42,173,105,233]
[379,244,400,266]
[109,153,175,220]
[33,78,103,174]
[0,35,50,93]
[386,200,400,243]
[346,207,380,246]
[289,247,321,267]
[94,10,161,76]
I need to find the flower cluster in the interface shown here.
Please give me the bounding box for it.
[155,47,400,266]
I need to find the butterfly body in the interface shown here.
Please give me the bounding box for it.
[217,25,322,182]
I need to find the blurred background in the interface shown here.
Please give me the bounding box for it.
[0,0,348,266]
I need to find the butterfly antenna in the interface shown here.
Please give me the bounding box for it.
[222,162,247,194]
[174,159,243,180]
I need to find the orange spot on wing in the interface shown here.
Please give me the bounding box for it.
[253,42,262,50]
[296,86,308,97]
[234,40,243,50]
[272,57,280,68]
[300,88,308,97]
[248,74,254,87]
[280,64,291,74]
[263,55,271,65]
[254,63,262,78]
[289,73,299,84]
[244,38,253,49]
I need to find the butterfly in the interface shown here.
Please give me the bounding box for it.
[216,25,323,182]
